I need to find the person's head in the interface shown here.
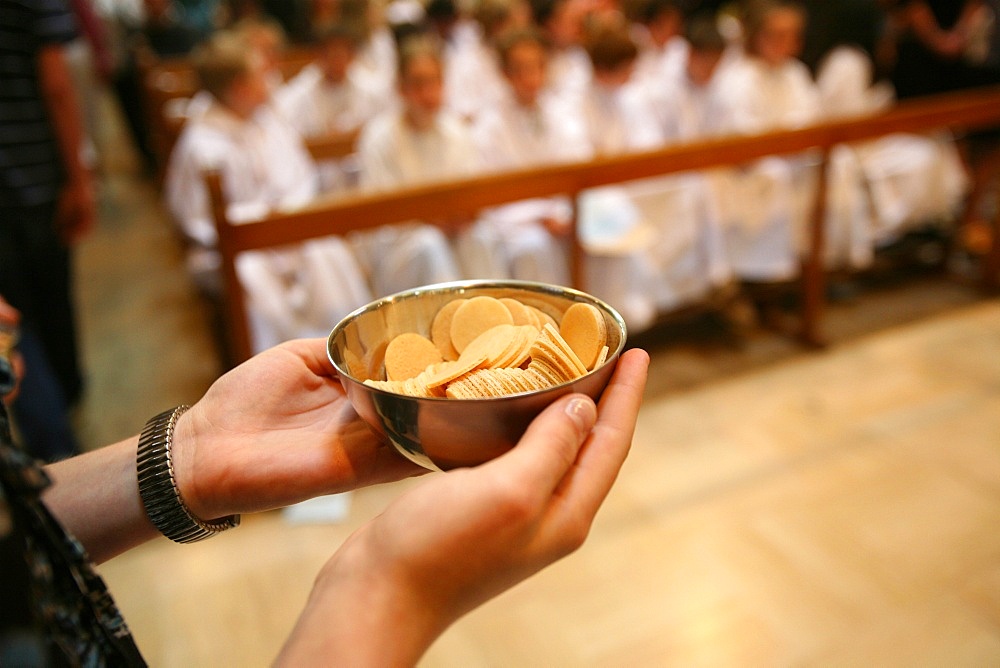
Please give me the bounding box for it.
[684,13,726,86]
[638,0,683,48]
[316,22,363,83]
[532,0,586,49]
[742,0,806,66]
[475,0,533,45]
[497,27,551,106]
[194,31,271,118]
[425,0,460,40]
[397,35,445,130]
[584,20,638,89]
[232,15,287,75]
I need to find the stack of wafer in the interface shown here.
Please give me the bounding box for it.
[363,295,611,399]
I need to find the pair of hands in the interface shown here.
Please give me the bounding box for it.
[905,1,989,60]
[170,338,648,662]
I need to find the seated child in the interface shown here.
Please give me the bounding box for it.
[163,32,372,353]
[353,33,469,297]
[813,4,968,246]
[572,20,731,328]
[713,0,873,278]
[464,26,589,284]
[274,22,387,191]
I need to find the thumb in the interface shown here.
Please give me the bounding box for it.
[492,393,597,494]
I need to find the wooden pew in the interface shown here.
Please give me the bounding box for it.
[207,86,1000,365]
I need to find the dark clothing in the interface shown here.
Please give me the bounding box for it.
[891,0,998,98]
[111,12,204,172]
[0,202,84,408]
[0,0,86,409]
[11,323,79,462]
[801,0,884,77]
[0,0,79,208]
[0,377,146,666]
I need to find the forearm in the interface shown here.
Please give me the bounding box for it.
[38,45,92,186]
[43,436,159,564]
[275,533,446,667]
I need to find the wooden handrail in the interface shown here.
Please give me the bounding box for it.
[210,85,1000,364]
[305,129,362,161]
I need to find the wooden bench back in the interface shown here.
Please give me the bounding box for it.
[208,86,1000,364]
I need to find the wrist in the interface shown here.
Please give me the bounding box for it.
[278,532,445,666]
[136,406,239,543]
[170,406,213,519]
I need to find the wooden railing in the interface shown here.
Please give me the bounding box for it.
[207,86,1000,365]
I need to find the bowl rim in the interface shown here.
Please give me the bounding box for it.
[326,279,628,400]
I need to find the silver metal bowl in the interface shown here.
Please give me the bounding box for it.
[326,280,628,471]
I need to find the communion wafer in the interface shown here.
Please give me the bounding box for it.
[459,323,520,368]
[363,293,612,400]
[449,296,515,353]
[424,353,489,389]
[540,323,588,376]
[559,302,608,370]
[500,297,539,327]
[430,298,465,361]
[384,332,444,381]
[530,306,558,330]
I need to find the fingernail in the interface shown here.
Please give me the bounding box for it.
[564,396,596,433]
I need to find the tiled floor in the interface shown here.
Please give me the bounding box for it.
[79,93,1000,666]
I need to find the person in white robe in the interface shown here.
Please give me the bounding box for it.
[273,23,386,192]
[631,0,688,91]
[355,22,398,99]
[440,0,532,123]
[354,35,469,297]
[572,21,731,330]
[163,33,372,354]
[466,27,590,285]
[713,0,873,279]
[815,44,968,247]
[535,0,593,111]
[654,14,737,140]
[231,15,289,95]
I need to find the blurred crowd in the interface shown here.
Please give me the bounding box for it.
[3,0,1000,460]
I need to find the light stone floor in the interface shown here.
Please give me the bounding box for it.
[78,93,1000,666]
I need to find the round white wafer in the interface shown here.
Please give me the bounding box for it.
[430,298,465,361]
[559,302,608,370]
[450,296,514,353]
[384,332,443,381]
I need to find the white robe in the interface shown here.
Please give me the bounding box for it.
[714,54,873,278]
[632,35,688,94]
[573,80,732,328]
[273,63,386,192]
[466,89,589,285]
[352,26,398,104]
[545,45,592,113]
[274,63,385,137]
[815,46,968,245]
[163,101,373,353]
[442,24,507,124]
[354,110,471,296]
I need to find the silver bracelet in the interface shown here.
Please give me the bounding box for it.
[136,405,240,543]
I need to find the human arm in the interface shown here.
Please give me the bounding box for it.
[276,347,649,666]
[37,43,97,244]
[905,0,988,59]
[42,338,425,563]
